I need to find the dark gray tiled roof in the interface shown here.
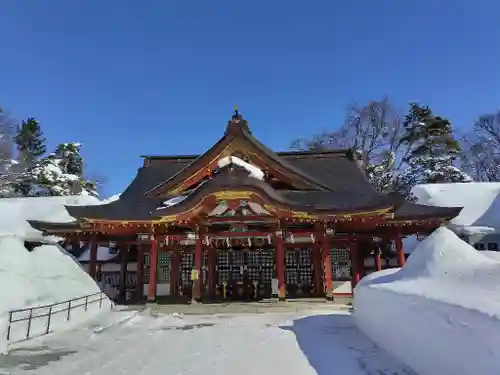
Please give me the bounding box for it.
[393,201,462,220]
[27,117,463,226]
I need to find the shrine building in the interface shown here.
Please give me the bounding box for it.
[29,109,462,303]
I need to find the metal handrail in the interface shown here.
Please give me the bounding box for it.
[6,291,113,341]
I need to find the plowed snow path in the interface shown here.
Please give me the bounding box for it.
[2,310,417,375]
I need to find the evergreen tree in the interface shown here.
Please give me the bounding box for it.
[18,142,97,197]
[395,103,471,197]
[15,117,46,163]
[365,150,396,193]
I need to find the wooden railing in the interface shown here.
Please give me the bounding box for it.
[6,291,113,341]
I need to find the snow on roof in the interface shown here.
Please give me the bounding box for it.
[77,245,116,262]
[411,182,500,234]
[0,195,102,242]
[101,193,120,204]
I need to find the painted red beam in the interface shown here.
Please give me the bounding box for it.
[205,216,276,223]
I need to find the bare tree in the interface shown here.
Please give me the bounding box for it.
[461,111,500,181]
[291,97,413,192]
[0,107,20,195]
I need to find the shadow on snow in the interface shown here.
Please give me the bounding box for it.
[280,314,417,375]
[0,346,77,372]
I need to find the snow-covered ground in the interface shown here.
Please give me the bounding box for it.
[0,309,414,375]
[354,227,500,375]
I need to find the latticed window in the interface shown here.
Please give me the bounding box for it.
[330,247,352,281]
[143,253,172,283]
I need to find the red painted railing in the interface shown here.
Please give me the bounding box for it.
[7,291,112,341]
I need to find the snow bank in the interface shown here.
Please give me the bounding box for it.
[0,196,116,346]
[354,227,500,375]
[0,237,111,345]
[412,182,500,234]
[0,196,101,241]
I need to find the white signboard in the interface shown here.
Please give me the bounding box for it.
[271,278,279,295]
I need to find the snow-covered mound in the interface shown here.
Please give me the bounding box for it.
[0,238,101,312]
[412,182,500,234]
[354,227,500,375]
[0,196,114,345]
[0,195,101,241]
[481,250,500,262]
[0,236,111,345]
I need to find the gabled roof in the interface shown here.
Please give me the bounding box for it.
[144,112,336,195]
[25,110,464,228]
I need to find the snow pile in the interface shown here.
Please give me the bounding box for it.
[0,237,111,345]
[412,182,500,234]
[354,227,500,375]
[0,196,116,346]
[0,195,101,241]
[217,156,265,180]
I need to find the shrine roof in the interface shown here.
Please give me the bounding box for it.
[26,110,463,228]
[393,200,462,221]
[54,164,392,222]
[141,149,360,195]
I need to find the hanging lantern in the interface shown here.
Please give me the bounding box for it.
[226,237,231,247]
[289,234,295,244]
[310,233,316,243]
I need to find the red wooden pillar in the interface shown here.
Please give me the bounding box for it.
[374,248,382,271]
[147,236,158,302]
[89,240,98,280]
[136,245,145,301]
[396,236,405,267]
[350,242,361,290]
[312,242,323,297]
[321,237,334,301]
[274,229,286,301]
[192,228,203,301]
[208,244,217,299]
[170,249,180,297]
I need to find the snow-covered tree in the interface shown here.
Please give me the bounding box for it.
[395,103,472,197]
[27,142,98,197]
[365,150,396,193]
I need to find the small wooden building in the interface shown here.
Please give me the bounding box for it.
[29,110,462,302]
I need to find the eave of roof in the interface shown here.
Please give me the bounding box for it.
[392,201,463,221]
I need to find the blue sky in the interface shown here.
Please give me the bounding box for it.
[1,0,499,197]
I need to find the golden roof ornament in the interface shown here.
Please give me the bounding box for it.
[226,105,251,134]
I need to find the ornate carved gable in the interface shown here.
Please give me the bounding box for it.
[208,199,272,217]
